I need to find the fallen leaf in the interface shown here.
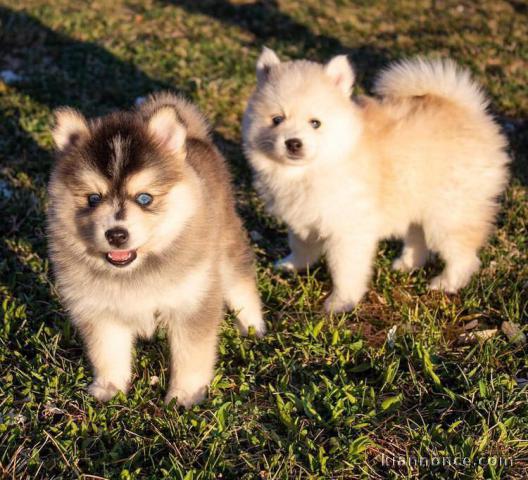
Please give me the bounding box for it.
[457,329,498,345]
[501,321,527,345]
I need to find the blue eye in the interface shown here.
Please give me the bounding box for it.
[272,115,284,126]
[88,193,102,207]
[136,193,153,206]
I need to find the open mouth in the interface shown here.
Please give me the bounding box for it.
[105,250,137,267]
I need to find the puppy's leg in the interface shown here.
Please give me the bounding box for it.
[80,319,134,402]
[165,296,222,408]
[429,251,480,293]
[275,230,323,272]
[324,232,378,313]
[224,268,265,337]
[222,229,265,336]
[427,223,485,293]
[392,223,429,272]
[428,239,481,293]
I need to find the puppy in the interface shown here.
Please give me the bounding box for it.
[243,48,509,312]
[47,92,265,407]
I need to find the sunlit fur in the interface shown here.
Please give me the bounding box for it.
[243,51,509,313]
[48,93,265,407]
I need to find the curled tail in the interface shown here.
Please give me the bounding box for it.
[373,57,489,114]
[139,91,210,141]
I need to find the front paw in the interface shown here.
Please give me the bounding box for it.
[392,256,413,273]
[428,274,459,294]
[324,292,358,314]
[88,379,124,402]
[237,316,267,338]
[165,385,207,409]
[274,254,299,272]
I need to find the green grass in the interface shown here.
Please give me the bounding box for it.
[1,0,527,478]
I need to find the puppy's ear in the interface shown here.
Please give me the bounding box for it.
[52,108,89,151]
[256,47,280,84]
[324,55,355,96]
[148,107,187,155]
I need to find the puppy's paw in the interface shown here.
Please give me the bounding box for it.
[237,316,267,338]
[392,256,413,272]
[165,385,207,409]
[274,254,298,272]
[392,252,428,272]
[324,293,357,314]
[88,379,122,402]
[428,274,458,294]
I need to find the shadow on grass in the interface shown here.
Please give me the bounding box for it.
[0,102,74,375]
[506,0,528,15]
[160,0,344,51]
[0,6,171,111]
[0,5,265,184]
[158,0,392,86]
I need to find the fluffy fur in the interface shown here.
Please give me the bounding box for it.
[243,49,509,313]
[47,92,265,407]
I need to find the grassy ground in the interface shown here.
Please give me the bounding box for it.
[0,0,527,478]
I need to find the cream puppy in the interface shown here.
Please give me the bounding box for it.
[243,48,509,312]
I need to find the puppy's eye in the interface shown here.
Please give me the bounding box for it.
[136,193,153,206]
[310,119,321,129]
[272,115,284,126]
[87,193,102,207]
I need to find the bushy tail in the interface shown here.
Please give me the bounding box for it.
[373,57,489,114]
[138,91,210,141]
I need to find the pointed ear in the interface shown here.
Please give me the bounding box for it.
[256,47,280,84]
[52,108,89,150]
[148,107,187,155]
[324,55,355,96]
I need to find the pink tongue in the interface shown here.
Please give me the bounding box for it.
[108,250,131,261]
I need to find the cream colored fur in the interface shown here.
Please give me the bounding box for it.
[243,51,509,312]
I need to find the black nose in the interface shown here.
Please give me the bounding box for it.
[105,227,128,247]
[285,138,303,155]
